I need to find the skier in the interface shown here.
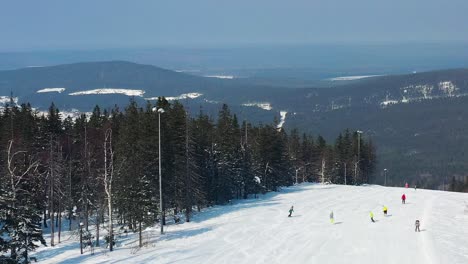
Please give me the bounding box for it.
[330,211,334,224]
[383,205,388,216]
[401,194,406,204]
[415,220,421,232]
[405,182,409,188]
[288,206,294,217]
[414,185,417,191]
[370,211,375,222]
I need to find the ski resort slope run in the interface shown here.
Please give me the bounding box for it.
[33,184,468,264]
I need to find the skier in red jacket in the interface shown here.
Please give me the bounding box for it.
[401,194,406,204]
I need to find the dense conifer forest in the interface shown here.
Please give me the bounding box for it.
[0,98,376,262]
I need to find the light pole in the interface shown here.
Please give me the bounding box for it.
[158,108,165,235]
[344,162,347,185]
[79,222,84,254]
[384,168,387,186]
[295,167,302,185]
[356,130,363,184]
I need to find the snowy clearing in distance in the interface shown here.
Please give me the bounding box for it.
[277,110,287,128]
[69,89,145,97]
[146,92,203,101]
[34,108,92,120]
[32,184,468,264]
[242,102,273,110]
[329,75,382,81]
[204,75,235,79]
[37,88,66,93]
[0,96,18,104]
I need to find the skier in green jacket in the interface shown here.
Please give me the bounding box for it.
[288,206,294,217]
[370,211,375,222]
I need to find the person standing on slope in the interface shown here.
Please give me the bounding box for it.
[405,182,409,188]
[330,211,334,224]
[383,206,388,216]
[415,220,421,232]
[288,206,294,217]
[401,194,406,204]
[370,211,375,222]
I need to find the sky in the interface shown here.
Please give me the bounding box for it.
[1,0,467,51]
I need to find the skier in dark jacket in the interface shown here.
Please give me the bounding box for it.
[288,206,294,217]
[415,220,420,232]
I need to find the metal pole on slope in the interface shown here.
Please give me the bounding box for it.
[158,108,165,235]
[344,163,347,185]
[384,168,387,186]
[356,130,363,184]
[295,167,302,185]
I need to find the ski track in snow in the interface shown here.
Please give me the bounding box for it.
[32,184,468,264]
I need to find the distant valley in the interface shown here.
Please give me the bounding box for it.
[1,61,468,189]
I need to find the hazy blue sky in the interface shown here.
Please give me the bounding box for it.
[1,0,467,51]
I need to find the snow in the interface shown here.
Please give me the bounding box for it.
[35,108,92,120]
[145,93,203,101]
[205,75,235,79]
[37,88,66,93]
[69,89,145,97]
[329,75,382,81]
[0,96,18,104]
[277,111,287,128]
[380,100,399,106]
[31,184,468,264]
[204,99,219,104]
[438,81,458,96]
[242,102,273,111]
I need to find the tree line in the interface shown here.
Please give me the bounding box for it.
[0,98,376,263]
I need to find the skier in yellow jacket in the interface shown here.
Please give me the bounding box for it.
[370,211,375,222]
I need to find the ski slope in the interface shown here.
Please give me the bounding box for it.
[33,184,468,264]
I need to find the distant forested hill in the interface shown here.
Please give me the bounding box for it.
[1,61,468,190]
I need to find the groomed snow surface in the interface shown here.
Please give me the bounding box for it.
[33,184,468,264]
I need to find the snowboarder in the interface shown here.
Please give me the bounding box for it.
[414,185,417,191]
[330,211,334,224]
[370,211,375,222]
[288,206,294,217]
[415,220,420,232]
[383,206,388,216]
[401,194,406,204]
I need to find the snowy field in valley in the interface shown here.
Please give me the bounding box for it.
[32,184,468,264]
